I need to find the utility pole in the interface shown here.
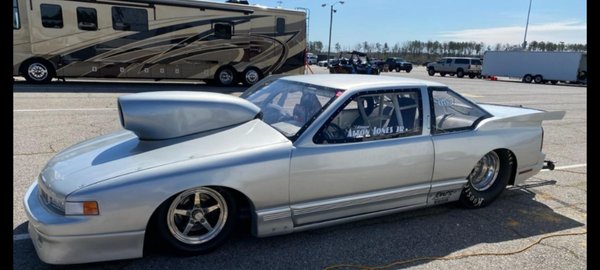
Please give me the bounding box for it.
[522,0,533,49]
[323,1,344,66]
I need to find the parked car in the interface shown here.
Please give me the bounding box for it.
[317,59,330,67]
[385,57,413,72]
[427,57,482,78]
[329,51,380,75]
[307,54,318,65]
[24,74,564,264]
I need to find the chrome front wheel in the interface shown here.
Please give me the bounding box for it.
[167,188,227,245]
[156,187,237,254]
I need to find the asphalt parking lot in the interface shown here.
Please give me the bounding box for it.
[13,66,586,269]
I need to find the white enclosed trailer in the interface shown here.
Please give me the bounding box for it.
[482,51,586,84]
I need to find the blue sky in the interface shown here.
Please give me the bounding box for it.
[205,0,586,48]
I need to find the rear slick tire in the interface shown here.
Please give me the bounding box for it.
[459,150,513,209]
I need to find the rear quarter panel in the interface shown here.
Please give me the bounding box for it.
[432,126,541,183]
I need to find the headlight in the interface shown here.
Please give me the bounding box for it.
[65,201,99,215]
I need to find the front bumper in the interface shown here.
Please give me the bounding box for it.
[23,182,145,265]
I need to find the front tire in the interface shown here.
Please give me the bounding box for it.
[459,150,513,208]
[427,68,435,76]
[156,187,237,254]
[23,60,55,83]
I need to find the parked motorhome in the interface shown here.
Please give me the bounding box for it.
[13,0,306,85]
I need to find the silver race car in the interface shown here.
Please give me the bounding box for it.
[24,74,564,264]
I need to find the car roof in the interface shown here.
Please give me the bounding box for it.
[280,74,446,92]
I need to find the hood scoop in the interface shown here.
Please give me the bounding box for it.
[118,91,261,140]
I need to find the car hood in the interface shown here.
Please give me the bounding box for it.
[39,119,290,198]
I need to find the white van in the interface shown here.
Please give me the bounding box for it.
[307,53,318,65]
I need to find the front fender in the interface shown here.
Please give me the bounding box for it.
[66,142,293,235]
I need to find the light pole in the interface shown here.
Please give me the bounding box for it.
[522,0,533,49]
[322,1,344,66]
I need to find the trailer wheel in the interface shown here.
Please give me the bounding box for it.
[522,74,533,83]
[22,59,55,83]
[534,75,543,84]
[215,67,237,86]
[241,67,262,86]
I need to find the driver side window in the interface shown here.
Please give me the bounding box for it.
[315,90,423,144]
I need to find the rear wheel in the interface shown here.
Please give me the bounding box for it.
[459,150,513,208]
[427,68,435,76]
[241,67,262,86]
[456,69,465,78]
[215,67,237,86]
[534,75,544,84]
[23,60,55,83]
[156,187,237,254]
[522,74,533,83]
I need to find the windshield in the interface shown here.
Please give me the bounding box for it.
[243,79,338,138]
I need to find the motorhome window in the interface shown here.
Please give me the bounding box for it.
[77,7,98,31]
[112,7,148,31]
[13,0,20,29]
[276,18,285,34]
[41,4,63,29]
[214,23,232,39]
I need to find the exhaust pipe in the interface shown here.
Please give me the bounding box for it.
[543,160,556,170]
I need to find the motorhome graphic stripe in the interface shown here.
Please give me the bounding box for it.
[61,16,267,63]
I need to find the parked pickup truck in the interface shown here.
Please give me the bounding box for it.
[385,57,413,73]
